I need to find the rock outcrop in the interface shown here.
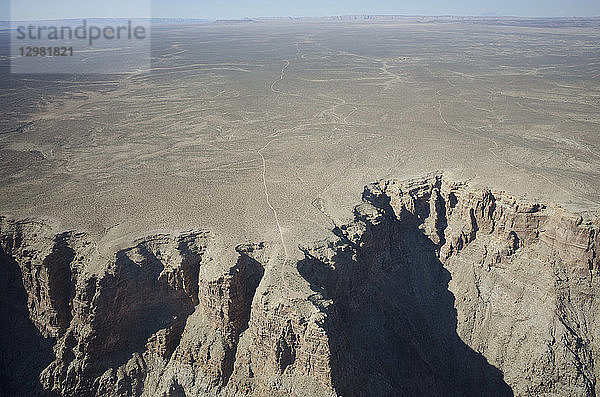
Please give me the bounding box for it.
[1,173,599,396]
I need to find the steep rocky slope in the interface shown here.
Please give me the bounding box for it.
[1,173,598,396]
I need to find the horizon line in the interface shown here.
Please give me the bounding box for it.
[3,14,600,23]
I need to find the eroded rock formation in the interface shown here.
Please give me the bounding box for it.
[1,173,599,396]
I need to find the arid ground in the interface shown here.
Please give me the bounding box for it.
[2,18,600,396]
[1,19,599,257]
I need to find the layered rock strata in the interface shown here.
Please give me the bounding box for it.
[1,173,598,396]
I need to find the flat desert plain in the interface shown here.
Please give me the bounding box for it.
[1,19,599,257]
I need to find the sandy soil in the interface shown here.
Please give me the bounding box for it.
[1,20,599,257]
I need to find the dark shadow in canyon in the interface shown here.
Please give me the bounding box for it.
[0,246,57,396]
[88,243,199,373]
[222,250,266,385]
[298,206,513,397]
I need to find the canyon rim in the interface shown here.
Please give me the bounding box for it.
[2,173,599,396]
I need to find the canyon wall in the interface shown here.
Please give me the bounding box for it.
[1,173,598,396]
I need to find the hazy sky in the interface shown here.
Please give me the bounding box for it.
[4,0,600,20]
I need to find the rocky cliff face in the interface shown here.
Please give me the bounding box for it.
[1,173,599,396]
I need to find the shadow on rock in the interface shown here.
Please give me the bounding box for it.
[0,246,57,396]
[298,205,513,397]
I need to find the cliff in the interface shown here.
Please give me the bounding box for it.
[1,173,598,396]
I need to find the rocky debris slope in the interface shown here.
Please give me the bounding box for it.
[1,173,599,396]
